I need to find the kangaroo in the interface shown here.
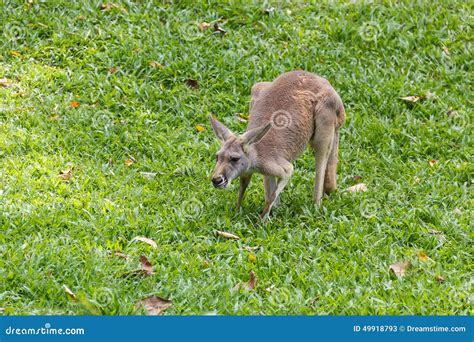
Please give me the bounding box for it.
[210,70,345,218]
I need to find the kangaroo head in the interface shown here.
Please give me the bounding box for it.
[209,115,271,189]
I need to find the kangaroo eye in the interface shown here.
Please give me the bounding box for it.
[230,156,240,162]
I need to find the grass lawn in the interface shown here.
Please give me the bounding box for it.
[0,0,472,315]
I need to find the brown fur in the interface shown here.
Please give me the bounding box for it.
[210,70,345,218]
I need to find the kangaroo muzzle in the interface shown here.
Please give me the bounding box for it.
[212,175,228,189]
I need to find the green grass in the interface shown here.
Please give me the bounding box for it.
[0,0,472,315]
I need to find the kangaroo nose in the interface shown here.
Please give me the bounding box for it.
[212,175,223,185]
[212,175,226,187]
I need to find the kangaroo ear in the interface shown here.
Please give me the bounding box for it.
[209,115,234,142]
[241,122,272,146]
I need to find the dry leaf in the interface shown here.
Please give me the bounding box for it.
[70,100,80,108]
[122,255,155,278]
[132,236,158,249]
[428,159,438,167]
[149,60,163,68]
[63,285,77,302]
[243,245,260,252]
[213,23,226,34]
[236,113,249,123]
[59,169,73,181]
[185,79,199,89]
[246,271,256,290]
[195,124,206,133]
[233,271,257,291]
[108,66,119,74]
[136,296,172,315]
[352,175,363,182]
[114,250,128,259]
[198,22,211,30]
[0,78,11,87]
[346,183,368,193]
[139,255,154,275]
[442,46,450,55]
[389,261,412,278]
[417,251,429,262]
[435,275,445,283]
[248,253,257,264]
[400,95,422,103]
[216,230,240,240]
[124,159,134,167]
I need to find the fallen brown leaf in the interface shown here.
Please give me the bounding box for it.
[63,285,78,302]
[108,66,119,74]
[0,78,11,87]
[139,255,154,275]
[213,22,226,34]
[198,22,211,30]
[236,113,249,123]
[195,124,206,133]
[149,60,163,68]
[428,159,438,167]
[216,230,240,240]
[435,275,445,283]
[59,169,73,181]
[346,183,368,193]
[247,271,256,289]
[352,175,363,182]
[185,79,199,89]
[114,250,128,259]
[233,271,257,291]
[243,245,260,252]
[389,261,412,278]
[124,158,135,167]
[136,296,172,315]
[70,100,80,108]
[122,255,155,278]
[400,95,422,103]
[417,251,429,262]
[132,236,158,249]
